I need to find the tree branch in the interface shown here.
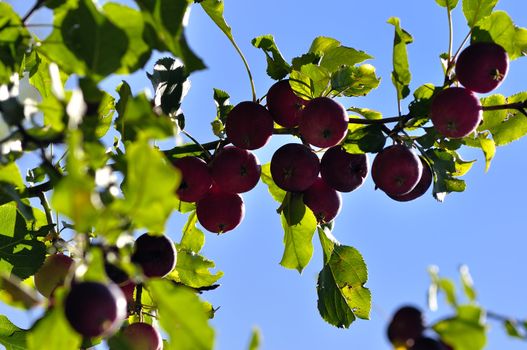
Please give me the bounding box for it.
[22,0,46,24]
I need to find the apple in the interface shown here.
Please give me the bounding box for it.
[64,281,127,338]
[387,305,425,347]
[430,87,482,139]
[320,146,368,192]
[266,79,308,128]
[372,145,422,197]
[34,254,74,298]
[302,177,342,223]
[131,233,177,278]
[410,337,447,350]
[210,146,261,193]
[225,101,274,150]
[196,187,245,233]
[299,97,349,148]
[172,156,212,203]
[270,143,320,192]
[121,322,163,350]
[455,42,509,93]
[388,157,432,202]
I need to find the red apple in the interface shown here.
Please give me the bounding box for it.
[320,146,369,192]
[270,143,320,192]
[387,305,425,347]
[121,322,163,350]
[410,337,447,350]
[372,145,422,197]
[196,187,245,233]
[225,101,274,150]
[302,177,342,223]
[210,146,261,193]
[266,79,308,128]
[430,87,482,139]
[455,42,509,93]
[388,157,432,202]
[299,97,349,148]
[64,281,127,338]
[172,156,212,203]
[34,254,74,298]
[131,233,177,278]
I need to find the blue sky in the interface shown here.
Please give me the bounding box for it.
[4,1,527,349]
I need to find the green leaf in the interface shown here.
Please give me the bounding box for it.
[343,124,386,154]
[330,64,380,97]
[27,295,82,350]
[309,37,341,54]
[317,226,338,265]
[472,11,527,60]
[438,278,458,306]
[427,149,468,201]
[138,0,205,74]
[317,244,371,328]
[121,138,181,232]
[260,163,286,203]
[478,94,507,132]
[147,279,214,350]
[179,211,205,253]
[291,63,331,98]
[0,203,46,280]
[291,52,321,70]
[504,320,524,339]
[0,315,27,350]
[319,46,372,74]
[487,92,527,146]
[462,0,498,28]
[464,134,495,172]
[279,193,317,273]
[251,35,291,80]
[173,249,223,288]
[387,17,413,100]
[348,107,382,120]
[103,3,152,73]
[0,3,30,84]
[0,273,40,309]
[433,305,486,350]
[247,327,261,350]
[39,0,129,80]
[408,83,441,119]
[436,0,459,9]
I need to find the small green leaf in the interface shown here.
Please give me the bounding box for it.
[435,0,459,9]
[251,35,291,80]
[427,149,467,201]
[179,211,205,253]
[478,94,507,132]
[464,134,495,172]
[343,124,386,154]
[279,193,317,273]
[309,37,341,55]
[330,64,380,97]
[0,3,30,84]
[438,278,458,306]
[348,107,382,120]
[319,46,372,74]
[433,305,486,350]
[0,315,27,350]
[504,320,524,339]
[487,92,527,146]
[459,265,477,302]
[388,17,413,101]
[260,163,286,203]
[247,327,261,350]
[462,0,498,28]
[290,63,331,98]
[173,249,223,288]
[147,279,214,350]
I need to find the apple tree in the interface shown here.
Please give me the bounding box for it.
[0,0,526,349]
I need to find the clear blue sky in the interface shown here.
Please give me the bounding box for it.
[4,1,527,349]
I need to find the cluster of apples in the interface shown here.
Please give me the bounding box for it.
[387,306,453,350]
[33,232,176,349]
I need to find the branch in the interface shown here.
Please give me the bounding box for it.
[22,0,46,24]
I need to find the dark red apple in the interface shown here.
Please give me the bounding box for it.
[131,233,176,278]
[388,157,432,202]
[64,281,127,338]
[121,322,162,350]
[387,305,425,347]
[430,87,482,139]
[225,101,274,150]
[34,254,74,298]
[455,42,509,93]
[372,145,423,197]
[266,79,308,128]
[210,146,261,193]
[196,187,245,233]
[299,97,349,148]
[270,143,320,192]
[172,156,212,203]
[410,337,447,350]
[302,177,342,223]
[320,146,369,192]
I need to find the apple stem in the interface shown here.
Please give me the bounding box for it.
[482,101,526,113]
[181,130,213,160]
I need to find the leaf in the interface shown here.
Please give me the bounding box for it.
[462,0,498,28]
[472,11,527,60]
[464,134,495,172]
[309,37,341,54]
[487,92,527,146]
[279,193,317,273]
[319,46,372,74]
[247,327,261,350]
[387,17,413,100]
[0,315,27,350]
[260,163,286,203]
[504,320,524,339]
[0,3,30,84]
[433,305,486,350]
[438,278,458,306]
[27,295,82,350]
[290,63,330,98]
[173,249,223,288]
[179,211,205,253]
[147,279,214,350]
[251,35,291,80]
[0,273,40,309]
[426,149,468,201]
[147,57,190,116]
[0,203,46,280]
[317,243,371,328]
[478,94,507,132]
[348,107,382,120]
[459,265,477,302]
[435,0,459,9]
[330,64,380,97]
[343,124,386,154]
